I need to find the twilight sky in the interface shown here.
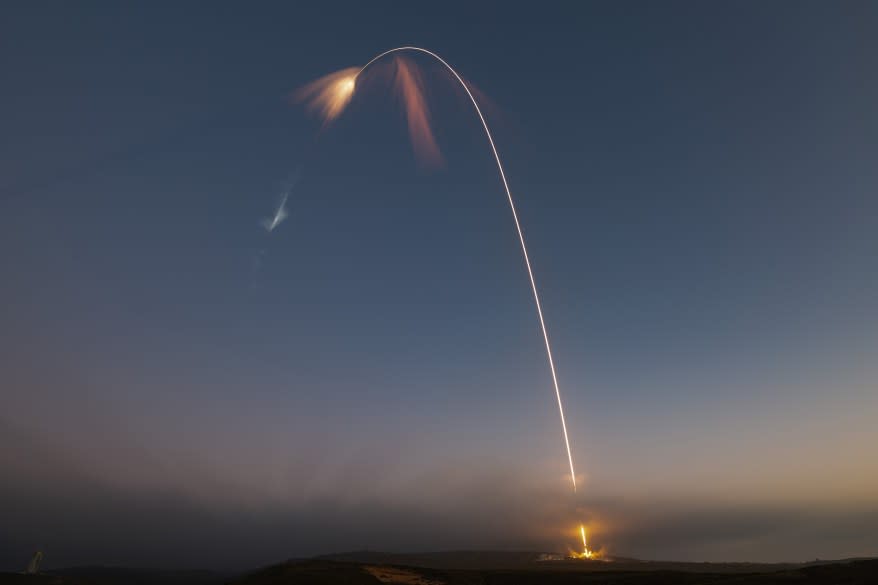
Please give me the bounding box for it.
[2,0,877,570]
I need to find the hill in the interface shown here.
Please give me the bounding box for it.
[3,554,876,585]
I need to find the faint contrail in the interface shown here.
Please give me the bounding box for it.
[296,47,579,491]
[262,171,301,233]
[262,190,289,232]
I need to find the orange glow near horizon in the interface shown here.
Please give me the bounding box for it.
[571,524,596,559]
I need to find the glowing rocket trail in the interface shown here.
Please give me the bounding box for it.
[579,524,593,558]
[296,47,579,491]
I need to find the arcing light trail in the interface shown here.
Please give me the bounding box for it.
[296,46,590,554]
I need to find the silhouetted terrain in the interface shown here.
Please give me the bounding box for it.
[229,556,878,584]
[3,553,876,585]
[317,550,814,572]
[0,568,222,585]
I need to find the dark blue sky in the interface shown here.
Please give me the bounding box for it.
[2,1,877,569]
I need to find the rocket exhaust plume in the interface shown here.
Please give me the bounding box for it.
[294,46,585,545]
[393,56,443,167]
[292,67,359,125]
[294,57,443,166]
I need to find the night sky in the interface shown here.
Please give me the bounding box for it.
[2,1,877,570]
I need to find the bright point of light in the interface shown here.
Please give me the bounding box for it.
[339,77,356,93]
[293,67,359,123]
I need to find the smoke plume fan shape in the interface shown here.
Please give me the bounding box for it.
[293,46,583,541]
[293,66,359,124]
[294,56,442,166]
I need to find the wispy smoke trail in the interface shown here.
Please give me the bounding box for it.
[251,171,302,289]
[262,170,300,233]
[393,56,443,167]
[262,190,289,233]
